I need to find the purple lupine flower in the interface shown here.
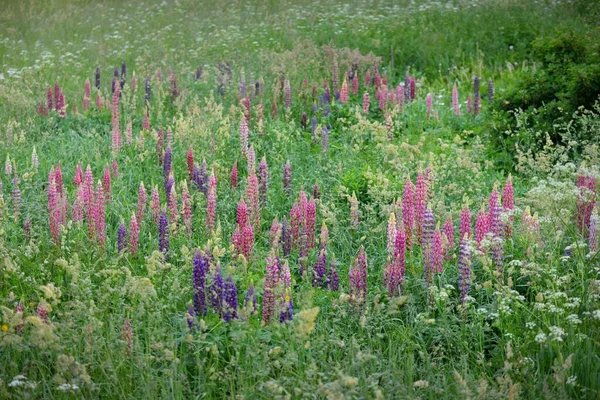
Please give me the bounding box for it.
[163,147,172,178]
[199,160,208,195]
[258,157,268,206]
[165,174,174,198]
[279,293,293,323]
[117,223,127,253]
[210,267,224,317]
[158,211,169,255]
[327,259,339,291]
[244,282,257,314]
[283,161,292,197]
[312,250,327,288]
[186,306,195,330]
[282,216,291,257]
[223,276,238,322]
[193,251,208,316]
[458,236,472,304]
[311,115,317,145]
[321,126,328,152]
[409,76,416,101]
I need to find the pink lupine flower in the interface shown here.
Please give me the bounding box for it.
[290,202,302,249]
[475,206,488,249]
[269,217,282,249]
[503,175,515,238]
[352,72,359,95]
[396,85,405,112]
[242,96,251,123]
[95,91,103,109]
[136,182,147,223]
[182,181,192,234]
[237,198,248,227]
[460,206,471,240]
[306,198,316,248]
[168,185,178,229]
[426,93,433,120]
[229,160,238,189]
[48,176,60,244]
[47,87,53,111]
[241,223,254,259]
[83,79,91,110]
[432,228,444,274]
[409,76,416,101]
[576,174,597,235]
[245,173,260,230]
[284,79,291,110]
[365,70,371,87]
[423,208,435,283]
[350,192,359,229]
[72,186,84,223]
[283,160,292,196]
[443,217,454,259]
[349,246,368,302]
[247,145,256,175]
[151,186,160,225]
[332,59,339,91]
[74,163,83,186]
[111,83,121,152]
[206,173,217,231]
[187,148,194,181]
[403,178,415,248]
[362,92,370,114]
[142,110,150,131]
[54,162,63,195]
[94,180,106,247]
[258,157,268,206]
[387,213,397,256]
[103,165,111,204]
[414,173,427,244]
[262,253,280,324]
[125,119,133,145]
[83,164,95,217]
[340,78,349,104]
[452,85,460,116]
[240,118,249,157]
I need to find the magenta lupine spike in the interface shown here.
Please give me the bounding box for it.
[83,165,95,220]
[475,206,488,249]
[136,182,147,224]
[386,229,406,297]
[159,211,169,255]
[111,84,121,152]
[283,160,292,197]
[185,148,194,181]
[443,217,454,258]
[409,76,416,101]
[488,187,499,224]
[55,162,63,194]
[54,82,61,111]
[230,161,238,189]
[237,195,248,228]
[290,202,301,249]
[321,126,329,152]
[243,96,251,123]
[245,173,260,230]
[262,253,280,324]
[377,86,386,110]
[240,118,249,157]
[270,217,282,249]
[206,173,217,231]
[151,186,160,225]
[458,235,472,305]
[72,186,84,223]
[83,79,91,110]
[394,228,407,274]
[258,157,268,206]
[396,85,405,112]
[74,163,83,186]
[460,206,471,240]
[241,223,255,259]
[503,175,515,238]
[143,110,150,131]
[362,92,370,114]
[47,87,53,111]
[349,247,368,303]
[232,226,242,255]
[96,91,103,109]
[452,85,461,116]
[387,213,397,256]
[365,70,371,87]
[11,178,21,220]
[352,72,359,95]
[284,79,291,110]
[182,181,192,234]
[423,208,435,283]
[340,78,349,104]
[312,250,327,288]
[432,228,444,274]
[589,212,598,253]
[414,173,427,244]
[247,145,256,176]
[426,93,433,119]
[117,223,127,253]
[576,174,597,235]
[298,190,308,223]
[403,179,415,248]
[350,192,359,229]
[306,198,317,248]
[129,213,139,256]
[48,177,60,244]
[94,181,106,247]
[125,119,133,145]
[103,165,111,204]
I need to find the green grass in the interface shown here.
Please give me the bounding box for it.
[1,0,599,398]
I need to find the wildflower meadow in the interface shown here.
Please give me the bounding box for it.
[1,0,599,398]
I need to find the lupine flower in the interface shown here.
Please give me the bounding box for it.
[54,82,61,111]
[423,208,435,283]
[349,247,368,302]
[240,118,249,157]
[210,267,224,317]
[244,282,257,314]
[117,223,127,253]
[362,92,370,114]
[258,157,268,206]
[279,290,294,323]
[74,163,83,186]
[245,173,260,230]
[352,72,359,95]
[95,91,103,109]
[306,199,317,248]
[11,177,21,220]
[458,236,472,304]
[111,159,118,178]
[443,217,454,258]
[151,186,160,224]
[103,165,111,204]
[283,161,292,197]
[186,306,195,330]
[576,174,596,235]
[409,76,416,101]
[473,76,480,115]
[83,166,95,235]
[403,179,415,247]
[247,145,256,176]
[290,202,302,249]
[230,161,238,189]
[475,206,488,249]
[281,259,292,290]
[467,95,473,114]
[168,185,179,228]
[432,228,444,274]
[241,223,255,260]
[589,211,598,253]
[37,302,49,323]
[4,155,11,177]
[111,83,121,152]
[242,96,251,123]
[186,148,194,181]
[327,258,339,291]
[414,173,427,244]
[163,147,172,179]
[144,75,151,105]
[94,181,106,247]
[284,79,291,110]
[387,213,397,256]
[129,213,139,256]
[503,175,515,238]
[282,217,291,256]
[55,162,63,194]
[313,183,320,200]
[83,79,91,110]
[142,110,150,131]
[350,192,359,229]
[125,119,133,145]
[223,277,238,322]
[262,253,280,324]
[158,211,169,255]
[47,87,53,111]
[321,126,329,152]
[340,78,349,104]
[312,250,327,288]
[193,251,208,316]
[269,217,282,249]
[460,206,471,240]
[452,85,460,116]
[318,222,329,252]
[489,189,504,273]
[300,112,307,131]
[165,173,174,200]
[206,173,217,231]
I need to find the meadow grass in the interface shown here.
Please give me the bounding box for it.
[1,0,599,398]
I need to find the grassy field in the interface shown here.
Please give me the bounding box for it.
[1,0,599,398]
